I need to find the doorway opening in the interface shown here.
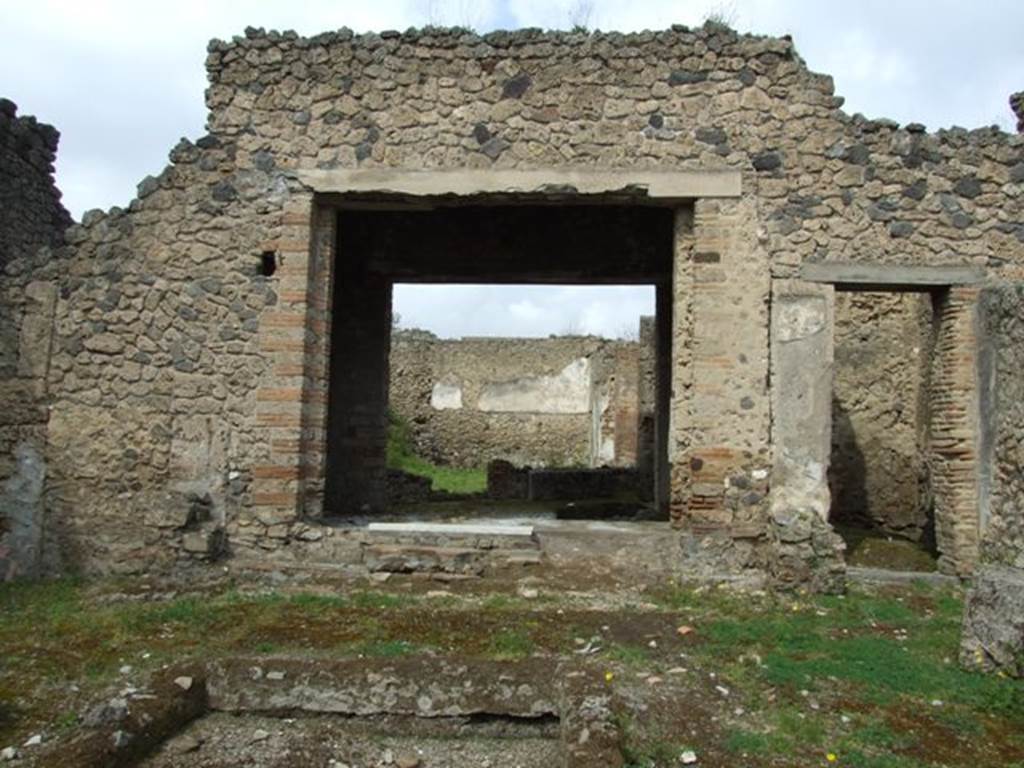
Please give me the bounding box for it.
[830,290,938,571]
[321,203,678,524]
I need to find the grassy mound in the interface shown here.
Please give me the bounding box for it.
[386,411,486,495]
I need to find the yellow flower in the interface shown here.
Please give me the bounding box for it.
[826,753,838,763]
[604,671,614,682]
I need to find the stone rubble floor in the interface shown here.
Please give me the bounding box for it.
[141,713,561,768]
[1,563,1022,767]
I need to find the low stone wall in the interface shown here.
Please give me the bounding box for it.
[389,331,646,469]
[385,469,434,505]
[486,459,529,500]
[528,466,639,501]
[0,99,71,580]
[484,460,638,502]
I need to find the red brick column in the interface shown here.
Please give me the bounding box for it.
[250,195,335,533]
[930,287,982,575]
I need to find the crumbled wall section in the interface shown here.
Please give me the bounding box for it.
[0,99,70,270]
[1,24,1020,576]
[389,333,641,469]
[831,292,933,540]
[960,284,1024,677]
[0,99,70,580]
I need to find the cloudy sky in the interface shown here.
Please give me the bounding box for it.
[2,0,1020,338]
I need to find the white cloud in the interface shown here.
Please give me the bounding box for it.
[394,284,655,339]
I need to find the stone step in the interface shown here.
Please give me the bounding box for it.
[366,522,540,551]
[364,544,542,575]
[367,522,536,537]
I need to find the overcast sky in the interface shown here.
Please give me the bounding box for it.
[2,0,1020,338]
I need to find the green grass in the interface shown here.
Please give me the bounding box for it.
[386,410,487,494]
[489,629,534,660]
[352,639,418,657]
[697,585,1024,767]
[605,643,653,667]
[693,590,1023,716]
[3,577,1023,766]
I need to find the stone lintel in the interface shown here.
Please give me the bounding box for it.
[367,522,535,538]
[800,261,985,290]
[298,168,742,201]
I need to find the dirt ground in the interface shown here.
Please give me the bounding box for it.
[0,565,1022,767]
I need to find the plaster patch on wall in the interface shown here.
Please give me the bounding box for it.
[430,378,464,410]
[0,443,46,581]
[776,296,826,342]
[478,357,591,414]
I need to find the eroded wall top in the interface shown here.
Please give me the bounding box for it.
[201,24,1023,273]
[0,99,70,270]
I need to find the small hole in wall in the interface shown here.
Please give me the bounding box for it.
[260,251,277,277]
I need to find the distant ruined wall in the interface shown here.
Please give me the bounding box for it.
[388,332,643,469]
[0,98,71,580]
[831,292,933,540]
[1011,92,1023,134]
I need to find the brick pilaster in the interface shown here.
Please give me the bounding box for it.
[669,198,771,530]
[930,287,982,575]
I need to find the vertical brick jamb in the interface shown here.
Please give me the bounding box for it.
[653,283,673,515]
[669,198,771,532]
[297,204,336,518]
[636,316,657,501]
[251,194,316,535]
[930,287,982,576]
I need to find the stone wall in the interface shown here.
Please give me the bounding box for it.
[0,24,1020,577]
[959,284,1024,676]
[35,133,304,572]
[830,291,933,540]
[388,331,642,469]
[974,285,1024,569]
[0,99,71,580]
